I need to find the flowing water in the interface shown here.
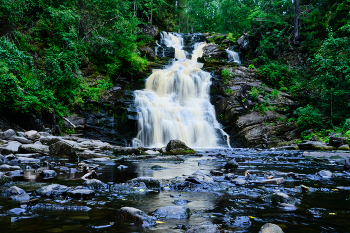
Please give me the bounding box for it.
[226,49,241,64]
[133,32,228,148]
[1,149,350,232]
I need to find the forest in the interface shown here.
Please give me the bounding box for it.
[0,0,349,142]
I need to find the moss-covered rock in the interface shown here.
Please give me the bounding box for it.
[165,140,196,155]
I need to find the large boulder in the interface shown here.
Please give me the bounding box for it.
[116,207,156,227]
[202,43,227,60]
[153,206,191,219]
[13,136,32,144]
[19,144,49,155]
[1,141,22,155]
[329,136,346,148]
[166,140,196,155]
[4,186,30,202]
[186,221,217,233]
[49,140,80,157]
[3,129,15,140]
[185,170,214,184]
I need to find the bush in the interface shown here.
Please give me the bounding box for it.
[294,105,322,131]
[0,62,22,110]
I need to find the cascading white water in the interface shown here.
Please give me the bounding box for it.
[132,32,230,148]
[226,49,241,64]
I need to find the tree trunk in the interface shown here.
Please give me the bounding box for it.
[293,0,300,44]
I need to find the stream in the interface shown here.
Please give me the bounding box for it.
[1,148,350,232]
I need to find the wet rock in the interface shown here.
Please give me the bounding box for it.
[130,177,161,190]
[151,165,163,170]
[338,144,350,150]
[3,129,15,140]
[13,136,32,144]
[224,159,239,169]
[185,170,214,184]
[298,141,328,150]
[186,221,217,233]
[116,207,156,227]
[49,141,79,157]
[329,136,345,148]
[113,147,144,156]
[24,130,41,140]
[70,189,95,199]
[0,164,21,171]
[39,136,61,146]
[2,141,22,155]
[8,170,24,177]
[210,170,223,176]
[5,186,30,202]
[154,206,191,219]
[318,170,332,178]
[142,24,159,37]
[231,178,246,185]
[36,184,71,197]
[202,43,227,59]
[166,140,196,155]
[0,172,11,185]
[17,157,40,163]
[265,192,290,204]
[233,216,251,227]
[259,223,284,233]
[31,203,91,211]
[138,46,156,61]
[173,199,192,206]
[83,179,107,190]
[279,203,297,211]
[255,177,285,185]
[41,170,57,177]
[9,208,26,215]
[344,158,350,171]
[225,173,236,180]
[19,144,49,155]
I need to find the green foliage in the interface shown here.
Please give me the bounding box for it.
[294,105,322,131]
[0,61,22,110]
[248,64,255,70]
[249,87,260,100]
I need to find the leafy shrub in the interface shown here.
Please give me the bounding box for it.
[248,64,255,70]
[294,105,322,130]
[249,87,260,100]
[0,62,22,110]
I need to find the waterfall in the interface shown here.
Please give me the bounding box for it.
[226,49,241,64]
[132,32,230,148]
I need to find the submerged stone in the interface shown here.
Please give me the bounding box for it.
[186,221,217,233]
[116,207,155,227]
[36,184,71,197]
[259,223,284,233]
[130,177,161,190]
[154,206,191,219]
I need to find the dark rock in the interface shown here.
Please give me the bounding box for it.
[231,178,246,185]
[5,186,26,196]
[202,43,227,60]
[116,207,156,227]
[69,189,95,199]
[17,157,40,163]
[113,147,145,156]
[264,192,290,204]
[39,136,61,146]
[225,159,239,169]
[142,25,159,37]
[344,158,350,171]
[298,141,328,150]
[237,33,250,52]
[154,206,191,219]
[0,172,11,185]
[24,130,40,140]
[301,185,310,193]
[40,170,57,177]
[225,173,236,180]
[259,223,284,233]
[3,129,15,140]
[173,199,191,206]
[0,164,21,171]
[210,170,223,176]
[36,184,71,197]
[186,221,217,233]
[130,177,161,190]
[138,46,156,61]
[329,136,345,148]
[166,140,196,155]
[62,114,85,129]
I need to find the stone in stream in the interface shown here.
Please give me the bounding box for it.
[49,141,80,157]
[225,173,236,180]
[116,207,156,227]
[165,140,196,155]
[173,199,192,206]
[4,186,30,202]
[36,184,71,197]
[231,178,246,185]
[12,136,32,144]
[83,179,107,190]
[297,140,329,150]
[224,159,239,169]
[185,170,214,184]
[19,144,49,155]
[24,130,41,140]
[0,164,21,171]
[259,223,284,233]
[279,203,297,211]
[40,170,57,177]
[130,177,161,190]
[69,189,95,199]
[318,170,332,178]
[39,136,61,146]
[186,221,217,233]
[210,170,223,176]
[254,177,285,185]
[300,185,310,193]
[153,206,191,219]
[344,158,350,171]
